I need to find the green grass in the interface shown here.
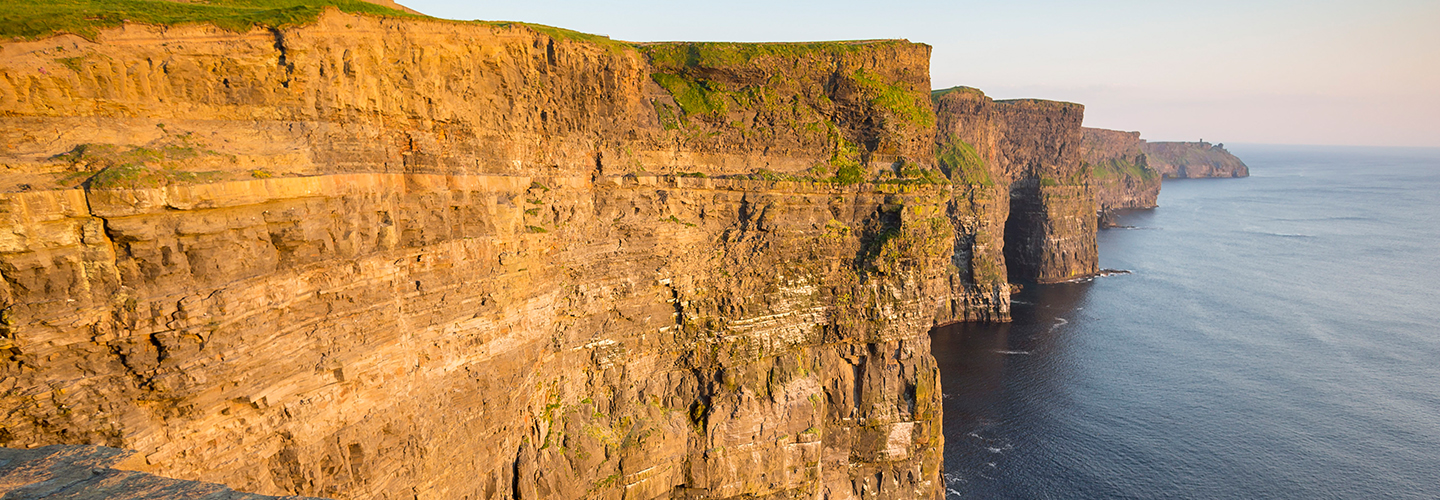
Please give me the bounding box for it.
[930,86,986,101]
[651,72,731,118]
[651,100,680,130]
[828,136,865,185]
[52,141,228,189]
[641,40,911,71]
[0,0,635,58]
[641,40,933,131]
[851,67,933,129]
[936,135,992,186]
[0,0,418,40]
[890,158,945,185]
[1089,155,1158,181]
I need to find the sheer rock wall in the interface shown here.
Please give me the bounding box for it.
[1079,128,1160,213]
[932,87,1097,285]
[0,11,952,500]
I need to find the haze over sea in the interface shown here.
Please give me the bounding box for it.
[933,145,1440,499]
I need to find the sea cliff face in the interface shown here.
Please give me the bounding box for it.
[1143,141,1249,178]
[931,87,1097,285]
[0,11,958,500]
[0,8,1143,499]
[1079,128,1161,213]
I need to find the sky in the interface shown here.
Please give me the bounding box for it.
[401,0,1440,147]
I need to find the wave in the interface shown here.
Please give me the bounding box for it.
[995,350,1032,355]
[1050,317,1069,332]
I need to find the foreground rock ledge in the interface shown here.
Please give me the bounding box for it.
[0,444,318,499]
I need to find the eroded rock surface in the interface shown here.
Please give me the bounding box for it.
[932,87,1097,284]
[0,11,957,500]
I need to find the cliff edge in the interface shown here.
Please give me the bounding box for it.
[1,7,954,500]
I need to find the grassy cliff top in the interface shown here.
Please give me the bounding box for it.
[930,86,986,100]
[638,40,919,70]
[0,0,420,40]
[994,98,1084,110]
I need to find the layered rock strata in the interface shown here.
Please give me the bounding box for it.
[1142,141,1249,178]
[931,87,1097,284]
[0,10,958,500]
[1079,128,1161,214]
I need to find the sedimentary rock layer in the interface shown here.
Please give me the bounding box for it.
[1079,128,1160,213]
[0,10,958,500]
[1143,141,1249,178]
[932,87,1097,284]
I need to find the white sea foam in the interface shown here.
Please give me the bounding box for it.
[1049,317,1069,332]
[995,350,1032,355]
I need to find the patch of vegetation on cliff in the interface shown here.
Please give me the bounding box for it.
[1038,165,1091,187]
[828,136,866,185]
[852,68,935,129]
[51,142,230,190]
[641,40,931,139]
[0,0,415,40]
[930,86,986,101]
[857,212,950,276]
[650,73,731,118]
[1089,155,1158,181]
[640,40,912,70]
[936,135,992,186]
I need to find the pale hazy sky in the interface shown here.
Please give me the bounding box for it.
[402,0,1439,147]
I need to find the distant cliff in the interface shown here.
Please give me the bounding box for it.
[1080,128,1161,213]
[932,87,1097,285]
[1143,141,1249,178]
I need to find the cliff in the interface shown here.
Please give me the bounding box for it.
[931,87,1097,284]
[0,8,956,500]
[1079,128,1161,213]
[1142,141,1249,178]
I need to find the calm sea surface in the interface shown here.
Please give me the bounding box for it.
[933,145,1440,499]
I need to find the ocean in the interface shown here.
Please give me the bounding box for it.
[933,145,1440,499]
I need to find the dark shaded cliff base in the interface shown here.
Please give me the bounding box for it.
[1143,141,1249,178]
[0,445,318,499]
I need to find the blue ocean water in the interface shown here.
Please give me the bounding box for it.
[933,145,1440,499]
